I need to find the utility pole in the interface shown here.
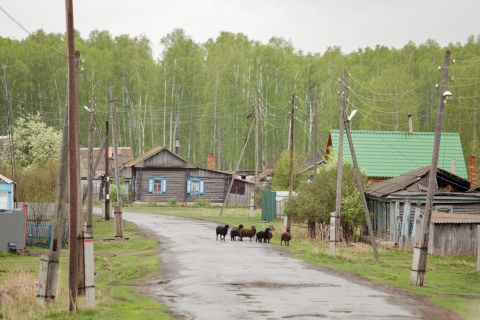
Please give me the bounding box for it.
[411,50,451,286]
[307,86,318,238]
[343,113,380,262]
[104,120,110,220]
[110,87,123,238]
[287,93,295,230]
[38,101,69,305]
[220,113,256,216]
[83,96,96,306]
[65,0,80,312]
[3,65,16,199]
[313,85,318,179]
[250,91,259,217]
[85,97,95,233]
[331,70,347,256]
[75,51,85,298]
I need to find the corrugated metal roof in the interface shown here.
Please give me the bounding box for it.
[366,166,429,197]
[431,211,480,224]
[329,130,467,179]
[0,174,13,184]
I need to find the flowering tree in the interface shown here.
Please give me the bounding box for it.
[3,113,61,168]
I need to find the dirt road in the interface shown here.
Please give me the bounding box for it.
[120,211,461,320]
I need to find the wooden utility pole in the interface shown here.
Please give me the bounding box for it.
[250,91,259,217]
[411,50,451,286]
[344,114,380,262]
[85,97,95,233]
[331,70,347,256]
[104,120,110,220]
[3,65,16,194]
[39,101,69,304]
[313,85,318,179]
[220,113,256,216]
[66,0,80,312]
[110,87,123,238]
[75,51,85,298]
[287,93,295,230]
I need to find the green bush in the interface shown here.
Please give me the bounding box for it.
[167,198,178,206]
[110,184,129,204]
[194,198,210,207]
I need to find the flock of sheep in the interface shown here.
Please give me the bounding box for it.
[215,224,291,245]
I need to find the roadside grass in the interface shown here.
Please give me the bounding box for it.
[0,216,172,320]
[123,205,480,319]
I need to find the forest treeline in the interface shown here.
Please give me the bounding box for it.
[1,29,480,171]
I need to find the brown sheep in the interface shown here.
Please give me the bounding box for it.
[266,225,276,243]
[281,228,291,246]
[239,226,256,242]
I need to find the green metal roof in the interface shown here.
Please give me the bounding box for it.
[328,130,467,179]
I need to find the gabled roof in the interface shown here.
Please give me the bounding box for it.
[300,150,325,173]
[366,166,478,198]
[0,174,13,184]
[123,146,196,168]
[80,147,133,175]
[328,130,467,179]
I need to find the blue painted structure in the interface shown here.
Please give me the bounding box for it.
[0,174,14,211]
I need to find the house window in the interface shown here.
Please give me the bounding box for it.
[187,177,204,195]
[148,176,167,194]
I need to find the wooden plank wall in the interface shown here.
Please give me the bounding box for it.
[432,224,479,256]
[137,168,187,203]
[132,167,252,205]
[144,150,188,167]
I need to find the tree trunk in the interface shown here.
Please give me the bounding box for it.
[308,218,316,239]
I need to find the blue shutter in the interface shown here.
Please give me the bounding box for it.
[187,179,192,194]
[199,180,205,194]
[148,178,154,193]
[161,179,167,194]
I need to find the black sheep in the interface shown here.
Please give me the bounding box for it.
[216,225,230,241]
[230,225,244,241]
[255,227,270,243]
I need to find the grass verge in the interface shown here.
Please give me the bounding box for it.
[0,216,172,320]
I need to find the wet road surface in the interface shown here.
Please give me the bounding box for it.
[119,211,451,319]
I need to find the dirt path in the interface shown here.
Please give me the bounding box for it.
[121,211,462,320]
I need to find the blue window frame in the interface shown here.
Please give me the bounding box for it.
[148,176,167,194]
[187,177,204,195]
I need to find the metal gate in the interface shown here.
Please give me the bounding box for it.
[261,191,276,221]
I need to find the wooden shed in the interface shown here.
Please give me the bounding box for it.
[429,211,480,256]
[121,147,252,205]
[365,166,480,253]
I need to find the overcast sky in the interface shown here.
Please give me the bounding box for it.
[1,0,479,58]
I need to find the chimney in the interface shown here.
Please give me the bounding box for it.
[469,155,477,189]
[175,139,180,155]
[408,113,413,134]
[451,159,456,175]
[207,153,214,171]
